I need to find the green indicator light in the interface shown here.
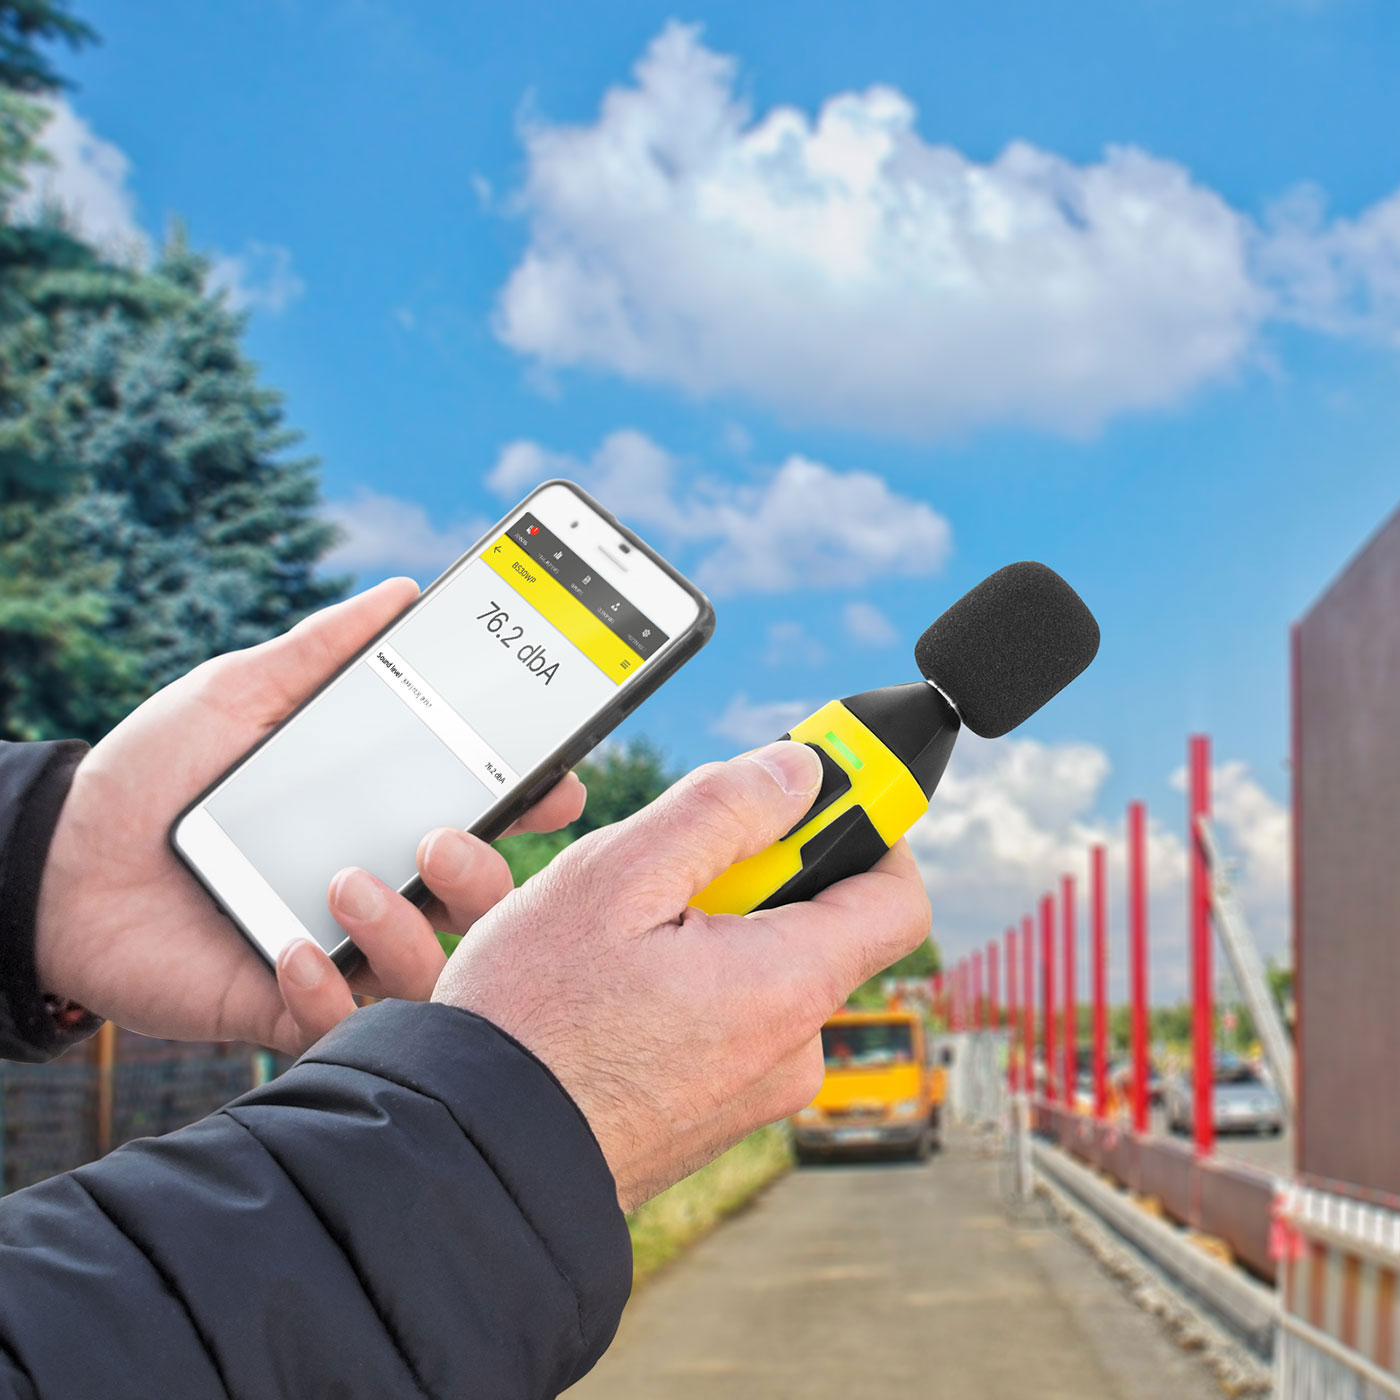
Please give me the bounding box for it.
[825,731,863,770]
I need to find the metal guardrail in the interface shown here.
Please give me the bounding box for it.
[1033,1099,1279,1284]
[1032,1138,1279,1361]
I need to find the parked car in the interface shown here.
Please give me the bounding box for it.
[1163,1057,1283,1136]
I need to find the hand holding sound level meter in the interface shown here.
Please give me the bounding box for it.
[692,562,1101,917]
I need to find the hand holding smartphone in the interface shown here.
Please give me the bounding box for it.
[171,481,714,972]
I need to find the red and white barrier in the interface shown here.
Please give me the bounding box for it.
[1276,1182,1400,1397]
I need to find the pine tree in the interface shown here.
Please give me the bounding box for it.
[1,234,347,739]
[0,2,347,741]
[0,1,95,207]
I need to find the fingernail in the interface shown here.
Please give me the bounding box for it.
[745,740,822,798]
[281,938,327,991]
[425,828,474,883]
[333,867,384,922]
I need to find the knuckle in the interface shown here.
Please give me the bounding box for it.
[773,962,846,1040]
[770,1051,825,1121]
[806,967,851,1027]
[902,886,934,950]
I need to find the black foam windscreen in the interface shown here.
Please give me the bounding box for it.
[913,562,1099,738]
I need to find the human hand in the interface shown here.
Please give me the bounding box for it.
[433,742,932,1210]
[34,579,585,1053]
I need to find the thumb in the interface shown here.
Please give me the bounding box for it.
[603,741,823,915]
[209,577,421,722]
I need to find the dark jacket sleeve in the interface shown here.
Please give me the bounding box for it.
[0,999,633,1399]
[0,740,101,1063]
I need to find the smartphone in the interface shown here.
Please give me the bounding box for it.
[171,479,715,971]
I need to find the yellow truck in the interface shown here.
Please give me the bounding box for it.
[790,1007,947,1162]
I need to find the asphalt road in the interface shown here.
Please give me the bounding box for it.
[566,1130,1222,1400]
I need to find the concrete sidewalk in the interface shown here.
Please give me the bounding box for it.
[566,1130,1221,1400]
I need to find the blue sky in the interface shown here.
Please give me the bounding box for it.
[33,0,1400,991]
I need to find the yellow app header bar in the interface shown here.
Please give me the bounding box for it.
[483,534,643,685]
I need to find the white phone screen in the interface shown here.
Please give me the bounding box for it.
[192,504,685,952]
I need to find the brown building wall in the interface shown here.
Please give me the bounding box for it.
[1297,503,1400,1200]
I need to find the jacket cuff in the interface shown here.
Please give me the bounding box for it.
[0,740,102,1063]
[298,999,633,1376]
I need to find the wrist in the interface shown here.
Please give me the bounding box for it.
[33,754,92,1006]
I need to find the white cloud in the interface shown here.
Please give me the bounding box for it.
[697,457,952,594]
[1258,184,1400,348]
[907,737,1290,1002]
[495,24,1266,438]
[843,600,898,647]
[15,99,302,315]
[710,693,813,747]
[208,243,306,314]
[322,489,487,581]
[490,429,695,537]
[496,24,1400,437]
[488,429,952,595]
[16,99,147,260]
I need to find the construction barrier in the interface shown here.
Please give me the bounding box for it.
[1275,1183,1400,1398]
[1034,1098,1278,1284]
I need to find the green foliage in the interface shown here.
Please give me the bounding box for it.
[0,500,131,737]
[494,829,572,888]
[0,1,94,94]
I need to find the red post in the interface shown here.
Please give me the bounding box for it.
[1005,927,1018,1089]
[988,939,1000,1031]
[1022,914,1034,1097]
[1091,844,1108,1119]
[1190,735,1214,1158]
[1129,801,1149,1134]
[933,972,944,1028]
[972,950,984,1031]
[1062,874,1077,1107]
[1040,893,1056,1103]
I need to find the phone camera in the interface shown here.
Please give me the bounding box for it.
[618,542,631,553]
